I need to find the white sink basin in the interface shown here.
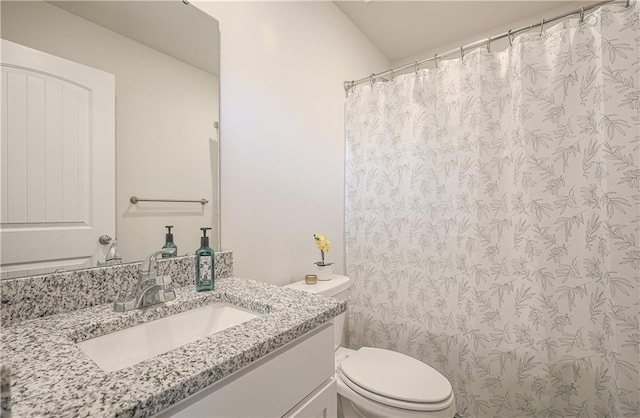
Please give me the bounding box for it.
[77,303,260,371]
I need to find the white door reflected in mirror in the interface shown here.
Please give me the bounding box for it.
[1,39,116,276]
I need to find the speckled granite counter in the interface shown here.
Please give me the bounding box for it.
[0,277,345,417]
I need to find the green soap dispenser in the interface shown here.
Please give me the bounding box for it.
[162,225,177,258]
[195,227,215,291]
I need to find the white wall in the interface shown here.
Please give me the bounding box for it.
[392,2,595,69]
[195,2,389,285]
[2,1,219,263]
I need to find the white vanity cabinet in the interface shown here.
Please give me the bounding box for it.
[157,322,336,418]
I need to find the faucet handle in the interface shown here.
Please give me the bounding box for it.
[141,248,177,275]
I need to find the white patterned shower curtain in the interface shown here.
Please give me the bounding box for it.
[345,4,639,417]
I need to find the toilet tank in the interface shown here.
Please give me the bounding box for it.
[284,275,352,349]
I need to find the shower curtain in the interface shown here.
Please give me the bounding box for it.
[345,4,639,417]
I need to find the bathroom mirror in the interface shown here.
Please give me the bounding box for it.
[1,1,220,278]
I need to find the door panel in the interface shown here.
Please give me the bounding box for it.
[1,39,115,274]
[26,75,46,224]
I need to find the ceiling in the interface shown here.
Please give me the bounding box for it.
[50,1,219,76]
[334,1,595,64]
[51,1,598,76]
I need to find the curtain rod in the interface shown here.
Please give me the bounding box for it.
[344,0,628,94]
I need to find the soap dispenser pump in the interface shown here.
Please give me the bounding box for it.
[195,227,215,291]
[162,225,177,258]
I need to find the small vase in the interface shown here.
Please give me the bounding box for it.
[315,265,333,281]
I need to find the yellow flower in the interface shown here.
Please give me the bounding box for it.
[313,233,334,266]
[314,233,331,253]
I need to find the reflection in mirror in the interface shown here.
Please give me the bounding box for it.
[1,1,220,279]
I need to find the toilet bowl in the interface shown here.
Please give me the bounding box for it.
[285,275,456,417]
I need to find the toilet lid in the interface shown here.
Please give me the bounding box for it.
[339,347,452,404]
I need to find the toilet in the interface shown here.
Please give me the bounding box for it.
[285,275,457,418]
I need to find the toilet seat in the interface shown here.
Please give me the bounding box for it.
[337,347,454,412]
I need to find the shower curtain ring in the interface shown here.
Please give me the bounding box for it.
[434,53,439,68]
[487,36,491,52]
[579,6,585,24]
[540,18,545,37]
[370,73,375,87]
[390,67,395,81]
[508,29,513,47]
[460,46,464,61]
[415,60,419,75]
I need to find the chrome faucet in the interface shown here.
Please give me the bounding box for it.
[113,248,177,312]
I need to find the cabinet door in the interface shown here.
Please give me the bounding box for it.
[158,323,334,418]
[285,378,337,418]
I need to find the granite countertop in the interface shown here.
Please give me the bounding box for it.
[0,277,345,417]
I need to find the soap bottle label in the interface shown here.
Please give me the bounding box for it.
[199,255,212,286]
